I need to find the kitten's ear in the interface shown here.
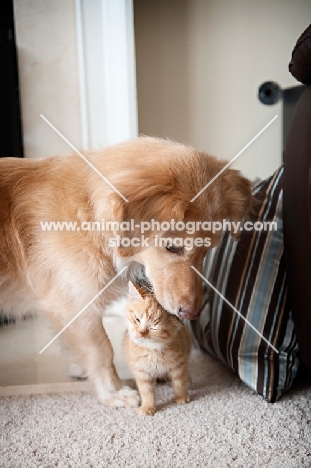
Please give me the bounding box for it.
[128,281,142,302]
[174,317,183,330]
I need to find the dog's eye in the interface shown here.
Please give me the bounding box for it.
[135,316,140,323]
[165,245,183,254]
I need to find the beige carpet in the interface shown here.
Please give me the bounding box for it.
[1,349,311,468]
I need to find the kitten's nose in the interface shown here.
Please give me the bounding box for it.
[135,330,146,338]
[178,306,200,320]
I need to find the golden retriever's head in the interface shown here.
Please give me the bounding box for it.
[96,137,252,319]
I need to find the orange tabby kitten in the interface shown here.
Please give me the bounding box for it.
[123,281,192,416]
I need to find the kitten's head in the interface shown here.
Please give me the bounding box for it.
[126,281,182,348]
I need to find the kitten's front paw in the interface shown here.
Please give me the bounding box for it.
[138,406,156,416]
[174,395,190,405]
[98,386,140,408]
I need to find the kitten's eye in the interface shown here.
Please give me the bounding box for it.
[135,316,140,323]
[165,244,183,254]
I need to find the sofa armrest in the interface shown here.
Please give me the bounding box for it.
[284,42,311,369]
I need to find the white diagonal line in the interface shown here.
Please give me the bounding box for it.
[40,114,129,202]
[39,266,128,354]
[190,115,278,202]
[191,266,279,354]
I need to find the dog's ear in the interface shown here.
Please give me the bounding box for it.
[110,165,189,223]
[110,174,189,257]
[221,169,252,240]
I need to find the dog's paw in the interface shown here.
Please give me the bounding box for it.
[98,386,140,408]
[138,406,156,416]
[174,395,190,405]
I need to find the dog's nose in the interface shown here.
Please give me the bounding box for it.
[177,306,200,320]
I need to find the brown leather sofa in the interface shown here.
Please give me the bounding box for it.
[284,24,311,371]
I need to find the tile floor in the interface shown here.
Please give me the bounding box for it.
[0,302,133,396]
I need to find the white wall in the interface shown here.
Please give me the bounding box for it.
[76,0,138,149]
[13,0,82,159]
[134,0,311,180]
[13,0,137,159]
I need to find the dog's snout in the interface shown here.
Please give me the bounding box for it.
[178,306,200,320]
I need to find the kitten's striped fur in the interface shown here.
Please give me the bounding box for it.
[123,282,191,416]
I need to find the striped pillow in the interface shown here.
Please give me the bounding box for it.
[191,166,300,402]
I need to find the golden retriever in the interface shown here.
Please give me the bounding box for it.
[0,137,251,406]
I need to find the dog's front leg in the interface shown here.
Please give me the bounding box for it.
[62,311,140,407]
